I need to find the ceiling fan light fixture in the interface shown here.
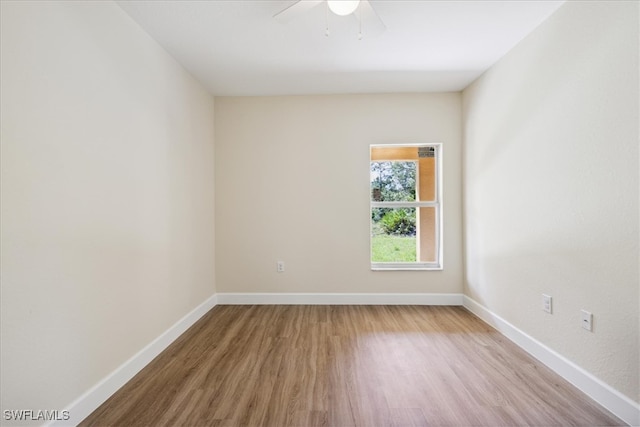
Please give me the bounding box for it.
[327,0,360,16]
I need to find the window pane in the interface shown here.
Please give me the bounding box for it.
[371,208,417,262]
[418,207,437,262]
[370,161,416,202]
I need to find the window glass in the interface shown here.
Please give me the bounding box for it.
[371,207,416,262]
[370,161,416,202]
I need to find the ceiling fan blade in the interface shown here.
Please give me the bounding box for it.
[358,0,386,36]
[274,0,323,23]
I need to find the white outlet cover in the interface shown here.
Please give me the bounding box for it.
[542,294,552,314]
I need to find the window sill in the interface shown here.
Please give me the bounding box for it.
[371,263,442,271]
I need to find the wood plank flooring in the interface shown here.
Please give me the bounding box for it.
[81,305,623,426]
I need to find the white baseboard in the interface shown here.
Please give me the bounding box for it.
[49,293,218,427]
[216,292,463,305]
[463,296,640,426]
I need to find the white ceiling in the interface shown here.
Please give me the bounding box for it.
[117,0,564,96]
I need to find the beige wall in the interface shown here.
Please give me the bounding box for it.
[463,1,639,401]
[0,1,216,422]
[215,94,463,294]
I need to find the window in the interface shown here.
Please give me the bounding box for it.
[370,144,442,270]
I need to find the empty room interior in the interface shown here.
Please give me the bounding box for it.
[1,0,638,426]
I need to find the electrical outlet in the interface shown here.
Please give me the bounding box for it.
[277,261,285,273]
[542,294,552,314]
[581,310,592,331]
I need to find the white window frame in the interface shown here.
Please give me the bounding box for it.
[370,143,443,271]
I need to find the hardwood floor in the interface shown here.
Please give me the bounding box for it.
[81,305,623,426]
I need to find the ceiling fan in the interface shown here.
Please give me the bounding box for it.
[274,0,386,39]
